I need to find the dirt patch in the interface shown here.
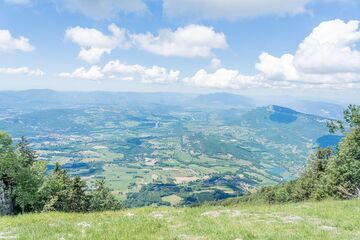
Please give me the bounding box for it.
[307,217,323,225]
[320,226,338,231]
[178,234,207,240]
[201,210,222,218]
[171,223,186,229]
[144,158,157,166]
[229,210,242,217]
[174,176,199,184]
[124,212,135,217]
[280,215,303,223]
[0,232,17,239]
[201,210,242,218]
[294,204,312,209]
[92,145,108,150]
[77,222,91,235]
[77,222,91,228]
[150,211,165,219]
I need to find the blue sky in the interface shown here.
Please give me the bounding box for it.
[0,0,360,103]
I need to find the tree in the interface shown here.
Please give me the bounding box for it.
[89,179,120,211]
[13,136,46,213]
[326,105,360,198]
[16,136,37,167]
[68,176,89,212]
[40,163,73,212]
[0,132,17,214]
[0,133,45,214]
[1,132,120,215]
[298,147,333,200]
[12,161,46,213]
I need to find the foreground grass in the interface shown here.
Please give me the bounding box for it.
[0,200,359,240]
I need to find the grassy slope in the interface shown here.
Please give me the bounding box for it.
[0,200,359,240]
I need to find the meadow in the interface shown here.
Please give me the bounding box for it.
[0,200,359,239]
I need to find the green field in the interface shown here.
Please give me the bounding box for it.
[1,200,359,239]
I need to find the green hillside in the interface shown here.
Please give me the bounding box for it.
[1,200,359,240]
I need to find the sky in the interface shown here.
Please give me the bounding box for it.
[0,0,360,103]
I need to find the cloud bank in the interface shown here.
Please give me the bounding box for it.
[186,19,360,90]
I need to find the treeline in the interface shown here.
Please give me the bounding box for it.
[222,105,360,205]
[0,135,120,214]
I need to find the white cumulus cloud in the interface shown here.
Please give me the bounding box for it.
[255,19,360,87]
[65,24,128,64]
[0,67,44,76]
[0,29,34,52]
[66,24,228,61]
[131,25,227,58]
[294,19,360,74]
[186,19,360,90]
[59,65,104,80]
[60,60,180,84]
[184,68,263,89]
[255,53,299,81]
[103,60,180,84]
[141,66,180,84]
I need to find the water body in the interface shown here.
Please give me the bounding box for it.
[317,135,343,148]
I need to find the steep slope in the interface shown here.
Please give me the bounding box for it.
[239,105,331,145]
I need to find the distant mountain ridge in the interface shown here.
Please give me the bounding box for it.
[0,90,343,120]
[0,90,196,108]
[285,100,344,120]
[0,90,256,109]
[193,92,254,108]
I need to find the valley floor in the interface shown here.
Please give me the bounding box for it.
[0,200,359,240]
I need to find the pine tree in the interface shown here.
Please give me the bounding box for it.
[68,176,89,212]
[0,132,45,214]
[16,136,37,167]
[89,179,120,211]
[40,163,73,212]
